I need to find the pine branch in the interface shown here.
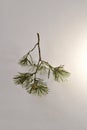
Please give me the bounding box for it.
[13,33,70,96]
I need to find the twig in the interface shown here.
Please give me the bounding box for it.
[14,33,70,96]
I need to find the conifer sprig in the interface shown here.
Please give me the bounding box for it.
[13,33,70,96]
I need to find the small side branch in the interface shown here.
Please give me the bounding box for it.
[27,43,38,55]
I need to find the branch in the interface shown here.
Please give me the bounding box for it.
[14,33,70,96]
[37,33,41,61]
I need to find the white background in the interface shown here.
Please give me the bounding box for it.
[0,0,87,130]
